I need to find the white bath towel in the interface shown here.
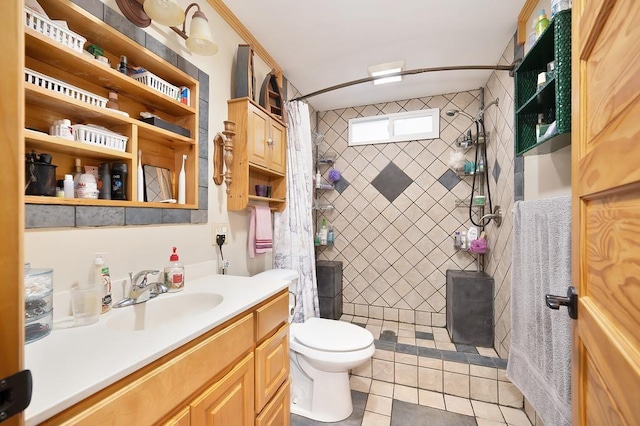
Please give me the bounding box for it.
[508,195,572,426]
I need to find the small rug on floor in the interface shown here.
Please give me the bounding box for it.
[391,400,476,426]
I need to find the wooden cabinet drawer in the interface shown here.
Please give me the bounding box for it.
[256,379,290,426]
[190,353,254,426]
[42,314,254,426]
[162,407,190,426]
[255,324,289,413]
[255,291,288,343]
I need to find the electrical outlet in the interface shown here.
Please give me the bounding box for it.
[213,223,228,245]
[222,260,231,269]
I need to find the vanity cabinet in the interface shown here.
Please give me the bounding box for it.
[256,379,290,426]
[39,290,289,426]
[189,354,255,426]
[163,407,191,426]
[227,98,287,212]
[25,0,199,208]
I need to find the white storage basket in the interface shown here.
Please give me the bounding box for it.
[72,125,128,152]
[131,71,180,100]
[25,68,108,108]
[24,8,86,52]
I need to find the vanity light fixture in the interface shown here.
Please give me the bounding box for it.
[115,0,218,56]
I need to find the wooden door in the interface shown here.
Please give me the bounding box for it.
[572,0,640,424]
[0,0,25,424]
[190,354,254,426]
[248,104,269,168]
[268,120,286,175]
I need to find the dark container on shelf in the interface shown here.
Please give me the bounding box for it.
[111,162,128,200]
[25,161,57,196]
[98,162,111,200]
[140,117,191,137]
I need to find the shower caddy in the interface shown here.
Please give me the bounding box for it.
[312,132,336,247]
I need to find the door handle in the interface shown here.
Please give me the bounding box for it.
[545,286,578,319]
[0,370,32,422]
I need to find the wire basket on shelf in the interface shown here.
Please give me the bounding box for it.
[72,124,128,152]
[24,8,86,52]
[131,71,180,100]
[25,68,107,108]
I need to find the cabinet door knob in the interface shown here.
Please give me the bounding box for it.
[267,138,274,145]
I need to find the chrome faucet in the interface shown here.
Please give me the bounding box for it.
[114,270,167,308]
[129,270,167,302]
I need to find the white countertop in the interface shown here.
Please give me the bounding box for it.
[24,272,292,425]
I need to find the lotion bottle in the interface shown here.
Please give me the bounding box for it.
[90,253,112,314]
[164,247,185,292]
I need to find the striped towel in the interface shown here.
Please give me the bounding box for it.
[249,205,272,258]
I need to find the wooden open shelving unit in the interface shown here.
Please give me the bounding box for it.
[24,0,199,208]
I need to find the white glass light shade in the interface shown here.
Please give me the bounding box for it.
[143,0,185,27]
[185,12,218,56]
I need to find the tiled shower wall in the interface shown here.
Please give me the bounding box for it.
[483,35,519,359]
[316,90,488,327]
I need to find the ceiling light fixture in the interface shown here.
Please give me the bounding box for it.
[368,61,404,85]
[115,0,218,56]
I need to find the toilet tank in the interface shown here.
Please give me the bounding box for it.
[252,269,299,293]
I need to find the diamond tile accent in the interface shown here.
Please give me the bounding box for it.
[333,176,350,194]
[493,158,501,183]
[371,162,414,203]
[437,169,461,191]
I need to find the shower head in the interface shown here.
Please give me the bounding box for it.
[445,109,475,121]
[446,98,499,123]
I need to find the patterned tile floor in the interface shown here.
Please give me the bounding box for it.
[290,315,532,426]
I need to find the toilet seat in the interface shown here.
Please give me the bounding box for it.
[293,317,373,352]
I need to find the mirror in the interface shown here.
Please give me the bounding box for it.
[143,165,173,202]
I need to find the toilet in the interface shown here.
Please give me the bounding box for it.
[252,268,375,423]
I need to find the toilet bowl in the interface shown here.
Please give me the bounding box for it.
[289,317,375,422]
[251,269,375,422]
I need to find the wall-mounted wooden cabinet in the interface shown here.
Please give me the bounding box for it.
[227,98,287,211]
[515,9,571,156]
[246,102,286,174]
[25,0,199,208]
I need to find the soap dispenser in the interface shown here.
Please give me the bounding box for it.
[164,247,185,292]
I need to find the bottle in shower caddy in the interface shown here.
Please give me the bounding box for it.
[460,231,468,250]
[453,231,462,250]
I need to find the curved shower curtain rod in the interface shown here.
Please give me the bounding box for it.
[290,64,515,102]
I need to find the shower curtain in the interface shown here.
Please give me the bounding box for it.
[273,101,319,322]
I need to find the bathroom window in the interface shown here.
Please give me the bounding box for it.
[348,108,440,146]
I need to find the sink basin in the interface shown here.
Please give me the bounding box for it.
[105,292,223,331]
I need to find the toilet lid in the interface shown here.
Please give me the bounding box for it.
[294,317,374,352]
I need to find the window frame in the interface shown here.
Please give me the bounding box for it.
[348,108,440,146]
